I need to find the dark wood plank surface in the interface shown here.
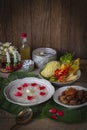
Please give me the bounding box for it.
[0,0,87,58]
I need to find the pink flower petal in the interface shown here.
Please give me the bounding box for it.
[27,96,33,100]
[31,83,37,86]
[39,86,46,90]
[15,92,22,96]
[56,110,64,116]
[17,86,22,90]
[22,83,28,87]
[49,108,57,114]
[18,63,22,68]
[40,92,46,96]
[51,115,57,119]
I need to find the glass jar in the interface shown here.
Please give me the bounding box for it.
[20,33,31,61]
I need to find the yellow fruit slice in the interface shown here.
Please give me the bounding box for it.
[66,73,77,81]
[69,58,80,74]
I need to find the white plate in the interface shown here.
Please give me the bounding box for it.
[53,85,87,109]
[40,70,81,86]
[4,77,55,106]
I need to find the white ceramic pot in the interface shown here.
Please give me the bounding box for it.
[32,48,57,69]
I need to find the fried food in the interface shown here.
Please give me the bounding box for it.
[59,87,87,106]
[64,87,77,96]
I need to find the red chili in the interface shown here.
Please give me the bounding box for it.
[54,65,69,80]
[58,75,66,82]
[54,69,61,77]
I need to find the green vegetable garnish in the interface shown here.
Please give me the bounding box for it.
[60,53,73,64]
[49,76,57,82]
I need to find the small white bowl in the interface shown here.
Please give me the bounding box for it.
[32,48,57,69]
[53,85,87,109]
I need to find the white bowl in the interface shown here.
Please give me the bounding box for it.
[32,48,57,69]
[4,77,55,106]
[53,85,87,109]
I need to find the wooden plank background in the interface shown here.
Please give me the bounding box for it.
[0,0,87,59]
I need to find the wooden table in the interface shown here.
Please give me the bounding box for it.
[0,60,87,130]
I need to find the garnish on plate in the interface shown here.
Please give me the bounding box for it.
[15,92,22,96]
[39,86,46,90]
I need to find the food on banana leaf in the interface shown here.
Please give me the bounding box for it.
[40,61,60,78]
